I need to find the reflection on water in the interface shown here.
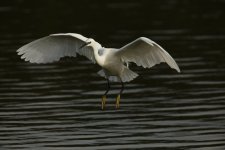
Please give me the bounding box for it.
[1,0,225,149]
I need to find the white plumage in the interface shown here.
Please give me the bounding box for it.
[17,33,180,82]
[17,33,180,109]
[17,33,96,64]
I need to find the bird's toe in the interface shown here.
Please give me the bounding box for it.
[102,95,107,110]
[116,94,120,109]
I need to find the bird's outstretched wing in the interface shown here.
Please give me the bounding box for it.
[17,33,96,63]
[116,37,180,72]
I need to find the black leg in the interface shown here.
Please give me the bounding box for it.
[102,78,110,110]
[120,80,124,95]
[116,79,124,109]
[104,78,110,95]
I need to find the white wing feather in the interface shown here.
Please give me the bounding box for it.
[17,33,96,64]
[117,37,180,72]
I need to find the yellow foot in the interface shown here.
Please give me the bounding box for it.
[116,94,120,109]
[102,95,106,110]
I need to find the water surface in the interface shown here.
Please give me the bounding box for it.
[0,0,225,149]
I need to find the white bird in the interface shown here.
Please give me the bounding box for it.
[17,33,180,109]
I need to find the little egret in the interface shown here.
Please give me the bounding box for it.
[17,33,180,109]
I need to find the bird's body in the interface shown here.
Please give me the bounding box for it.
[17,33,180,109]
[100,48,123,76]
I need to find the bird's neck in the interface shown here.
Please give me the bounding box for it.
[93,43,105,67]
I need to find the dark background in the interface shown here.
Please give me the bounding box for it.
[0,0,225,149]
[1,0,225,45]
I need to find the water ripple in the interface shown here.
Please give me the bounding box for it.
[1,0,225,149]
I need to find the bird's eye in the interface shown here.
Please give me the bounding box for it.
[88,41,91,44]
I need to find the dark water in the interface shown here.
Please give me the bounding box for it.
[1,0,225,149]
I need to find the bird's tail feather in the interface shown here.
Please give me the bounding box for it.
[97,68,138,82]
[97,69,105,78]
[120,68,138,82]
[97,69,120,82]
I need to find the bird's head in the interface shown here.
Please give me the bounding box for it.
[79,38,96,49]
[79,38,102,50]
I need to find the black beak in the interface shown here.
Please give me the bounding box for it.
[79,42,91,49]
